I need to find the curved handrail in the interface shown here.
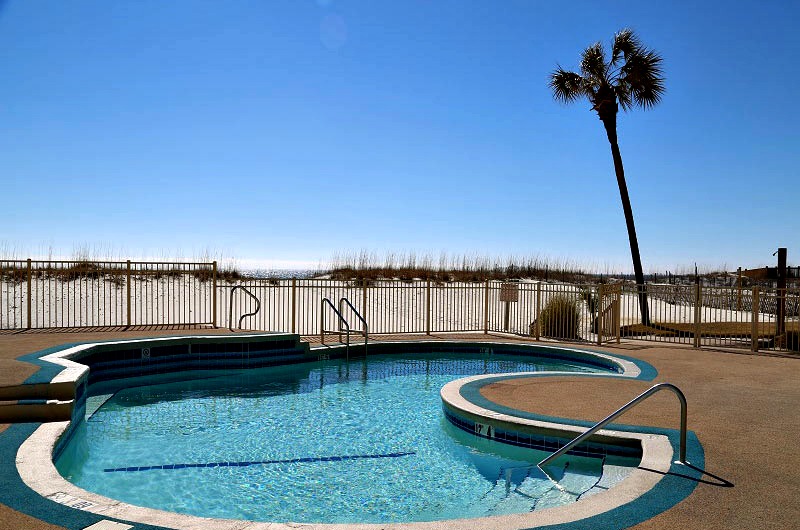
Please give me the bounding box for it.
[321,297,350,359]
[228,286,261,332]
[538,382,688,469]
[338,297,368,356]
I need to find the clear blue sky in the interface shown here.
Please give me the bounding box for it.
[1,0,798,272]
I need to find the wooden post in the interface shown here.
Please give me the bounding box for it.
[291,278,297,333]
[736,267,743,311]
[426,280,432,335]
[693,283,702,348]
[126,260,132,328]
[26,259,32,329]
[751,286,760,352]
[211,261,217,328]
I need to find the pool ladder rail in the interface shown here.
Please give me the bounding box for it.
[228,286,261,331]
[537,383,689,486]
[320,297,369,360]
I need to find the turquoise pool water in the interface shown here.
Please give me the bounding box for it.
[56,352,638,523]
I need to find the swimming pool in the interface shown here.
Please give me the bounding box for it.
[54,349,639,524]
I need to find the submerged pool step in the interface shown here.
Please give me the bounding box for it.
[484,464,564,515]
[486,484,537,515]
[86,348,312,383]
[516,474,561,500]
[484,457,612,514]
[528,459,604,510]
[534,485,579,511]
[580,461,636,499]
[485,471,577,515]
[555,459,605,496]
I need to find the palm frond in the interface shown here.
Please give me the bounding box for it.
[617,48,665,109]
[611,28,640,66]
[580,42,608,84]
[615,85,634,112]
[549,67,587,104]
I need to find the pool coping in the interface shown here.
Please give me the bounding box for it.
[14,336,689,530]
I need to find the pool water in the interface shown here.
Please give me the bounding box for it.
[56,352,638,523]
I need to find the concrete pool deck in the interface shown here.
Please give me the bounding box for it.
[1,329,798,530]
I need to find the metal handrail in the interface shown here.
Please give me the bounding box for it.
[228,286,261,332]
[321,297,351,359]
[339,297,368,356]
[538,383,688,469]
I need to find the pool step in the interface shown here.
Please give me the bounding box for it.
[558,459,605,494]
[485,464,564,515]
[77,335,311,384]
[485,456,622,515]
[0,381,77,423]
[486,485,537,515]
[0,398,73,423]
[531,458,603,510]
[580,460,636,499]
[534,485,579,510]
[516,474,562,499]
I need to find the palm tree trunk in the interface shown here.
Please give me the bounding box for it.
[601,117,651,326]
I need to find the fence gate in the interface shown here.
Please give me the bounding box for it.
[597,284,621,344]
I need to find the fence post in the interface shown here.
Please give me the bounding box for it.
[776,247,787,341]
[320,300,325,345]
[126,260,132,328]
[211,261,217,328]
[736,267,742,311]
[291,278,297,333]
[751,287,759,353]
[596,285,604,346]
[426,280,432,335]
[26,258,32,329]
[535,282,541,341]
[363,279,368,328]
[693,284,702,348]
[483,280,489,334]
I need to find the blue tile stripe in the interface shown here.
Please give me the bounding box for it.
[103,451,416,473]
[443,407,639,458]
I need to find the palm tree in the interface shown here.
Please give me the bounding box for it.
[549,29,664,326]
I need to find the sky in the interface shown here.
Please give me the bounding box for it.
[1,0,798,272]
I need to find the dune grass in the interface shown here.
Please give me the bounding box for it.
[326,251,610,283]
